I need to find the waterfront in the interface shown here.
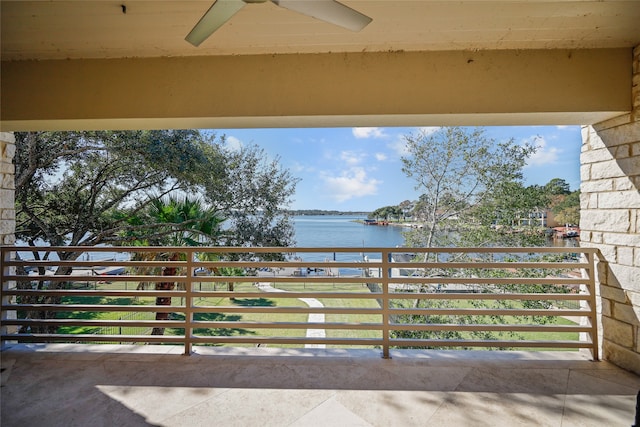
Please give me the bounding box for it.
[16,214,577,266]
[292,215,406,248]
[291,215,407,270]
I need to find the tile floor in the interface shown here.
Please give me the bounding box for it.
[2,344,639,427]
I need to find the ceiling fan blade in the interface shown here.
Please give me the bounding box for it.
[273,0,372,32]
[186,0,246,47]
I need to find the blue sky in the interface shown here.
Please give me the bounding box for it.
[215,126,582,212]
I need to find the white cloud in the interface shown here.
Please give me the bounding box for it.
[375,152,387,161]
[352,127,387,139]
[525,136,562,167]
[321,167,381,202]
[291,161,312,173]
[225,136,243,152]
[389,138,410,157]
[340,150,363,165]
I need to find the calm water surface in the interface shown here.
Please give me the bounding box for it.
[292,215,408,267]
[292,215,406,248]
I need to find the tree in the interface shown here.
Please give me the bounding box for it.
[401,127,536,253]
[121,196,225,335]
[369,205,401,222]
[14,130,298,332]
[15,131,213,257]
[15,130,212,332]
[398,200,413,220]
[552,190,580,225]
[201,138,298,254]
[468,181,550,247]
[544,178,571,196]
[393,127,554,347]
[16,131,297,259]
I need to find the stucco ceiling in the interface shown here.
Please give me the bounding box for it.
[2,0,640,61]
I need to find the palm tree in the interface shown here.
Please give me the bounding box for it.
[122,196,225,335]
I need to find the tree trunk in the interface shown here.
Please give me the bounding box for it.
[151,253,178,336]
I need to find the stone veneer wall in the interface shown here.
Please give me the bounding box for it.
[579,46,640,374]
[0,132,16,246]
[0,132,16,335]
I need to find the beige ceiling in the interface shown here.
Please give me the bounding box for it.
[2,0,640,61]
[1,1,639,130]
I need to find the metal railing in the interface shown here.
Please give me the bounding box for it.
[1,245,599,359]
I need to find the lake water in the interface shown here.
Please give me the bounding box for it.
[17,215,407,263]
[292,215,406,248]
[291,215,407,268]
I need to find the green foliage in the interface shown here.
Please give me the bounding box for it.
[544,178,572,195]
[121,196,224,247]
[551,190,580,225]
[391,128,579,344]
[400,126,536,250]
[15,130,298,262]
[369,205,402,221]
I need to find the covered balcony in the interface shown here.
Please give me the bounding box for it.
[1,1,640,425]
[2,245,639,425]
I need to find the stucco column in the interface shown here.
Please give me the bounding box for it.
[579,45,640,374]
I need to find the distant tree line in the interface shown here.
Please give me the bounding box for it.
[288,209,370,216]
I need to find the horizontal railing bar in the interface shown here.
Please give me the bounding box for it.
[4,260,185,268]
[3,275,186,283]
[190,336,384,345]
[389,292,590,300]
[389,308,590,316]
[0,289,589,301]
[389,339,591,348]
[192,291,377,299]
[192,321,383,330]
[7,245,599,254]
[0,289,590,301]
[3,261,589,272]
[3,305,591,317]
[0,334,185,343]
[388,262,588,269]
[3,319,590,333]
[389,324,591,332]
[190,276,589,285]
[6,274,588,285]
[390,277,587,285]
[4,289,188,297]
[193,276,372,283]
[3,319,182,327]
[6,260,587,268]
[195,261,370,268]
[2,304,186,312]
[191,306,383,314]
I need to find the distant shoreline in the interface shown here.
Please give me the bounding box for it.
[288,210,370,216]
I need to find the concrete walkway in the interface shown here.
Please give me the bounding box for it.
[255,282,326,348]
[2,344,639,427]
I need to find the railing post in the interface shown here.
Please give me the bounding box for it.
[0,247,17,344]
[183,248,194,356]
[381,249,391,359]
[584,250,600,361]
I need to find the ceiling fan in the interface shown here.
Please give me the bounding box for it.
[185,0,372,47]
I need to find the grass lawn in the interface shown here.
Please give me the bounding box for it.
[275,282,383,346]
[53,280,581,350]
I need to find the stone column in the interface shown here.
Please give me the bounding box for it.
[579,45,640,374]
[0,132,15,245]
[0,132,16,338]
